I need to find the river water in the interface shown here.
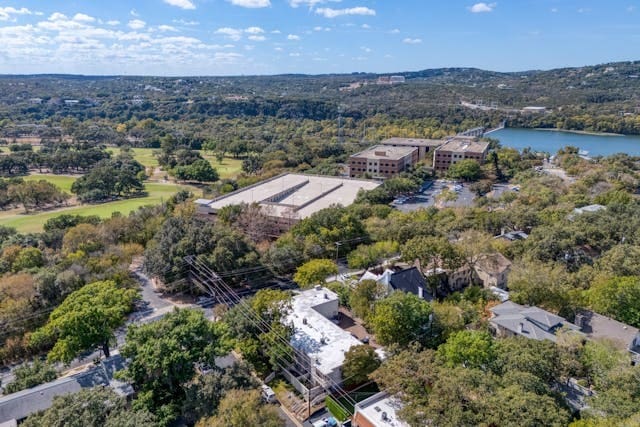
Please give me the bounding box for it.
[488,128,640,156]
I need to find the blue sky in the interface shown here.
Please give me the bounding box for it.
[0,0,638,75]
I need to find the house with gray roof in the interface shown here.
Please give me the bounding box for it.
[489,301,581,342]
[0,355,131,424]
[574,310,640,364]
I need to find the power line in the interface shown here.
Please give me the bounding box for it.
[185,257,359,414]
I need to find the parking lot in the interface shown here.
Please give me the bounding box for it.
[393,180,477,212]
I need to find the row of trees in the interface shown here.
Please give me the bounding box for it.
[0,178,69,212]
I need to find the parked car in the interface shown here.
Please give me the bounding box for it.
[261,384,277,404]
[313,417,338,427]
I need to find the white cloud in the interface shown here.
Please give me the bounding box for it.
[173,19,199,26]
[248,35,266,41]
[389,28,400,34]
[289,52,300,57]
[215,27,243,41]
[403,38,422,44]
[73,13,96,23]
[361,24,370,29]
[274,47,283,51]
[360,46,372,53]
[315,6,376,18]
[287,34,301,40]
[551,8,558,13]
[469,2,496,13]
[130,9,140,17]
[128,19,146,30]
[289,0,340,7]
[227,0,271,8]
[271,29,281,34]
[158,25,178,32]
[48,13,68,21]
[164,0,196,9]
[0,7,34,22]
[106,20,121,26]
[245,26,264,34]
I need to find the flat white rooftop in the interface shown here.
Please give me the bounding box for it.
[196,173,380,220]
[286,287,362,378]
[355,392,409,427]
[437,137,490,154]
[351,145,417,161]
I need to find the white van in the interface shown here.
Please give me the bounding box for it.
[261,384,277,404]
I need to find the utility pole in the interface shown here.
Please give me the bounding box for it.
[335,242,342,264]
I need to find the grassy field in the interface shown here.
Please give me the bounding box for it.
[24,174,77,193]
[107,147,160,168]
[0,181,201,233]
[201,153,243,180]
[107,147,243,179]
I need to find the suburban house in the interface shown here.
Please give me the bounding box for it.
[353,392,409,427]
[284,286,363,394]
[0,355,132,425]
[574,310,640,364]
[489,301,582,342]
[195,173,380,235]
[348,145,418,179]
[473,253,512,289]
[360,265,433,301]
[420,252,512,296]
[569,204,606,219]
[495,230,529,242]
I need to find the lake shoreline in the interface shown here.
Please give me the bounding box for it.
[491,127,640,156]
[532,128,625,137]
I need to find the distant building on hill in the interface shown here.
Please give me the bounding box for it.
[377,75,406,85]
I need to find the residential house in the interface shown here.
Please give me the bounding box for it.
[495,230,529,242]
[353,392,409,427]
[574,310,640,364]
[0,355,132,424]
[360,265,433,301]
[473,253,512,289]
[489,301,582,342]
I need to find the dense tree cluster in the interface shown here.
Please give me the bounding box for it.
[0,178,69,212]
[71,154,145,202]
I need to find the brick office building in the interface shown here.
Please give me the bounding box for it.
[349,145,418,178]
[433,137,490,173]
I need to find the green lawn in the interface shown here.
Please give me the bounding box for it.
[107,147,243,179]
[202,154,243,180]
[24,174,77,193]
[0,181,200,233]
[107,147,160,168]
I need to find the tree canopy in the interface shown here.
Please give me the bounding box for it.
[118,308,228,426]
[30,280,138,363]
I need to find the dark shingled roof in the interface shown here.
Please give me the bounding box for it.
[389,267,433,301]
